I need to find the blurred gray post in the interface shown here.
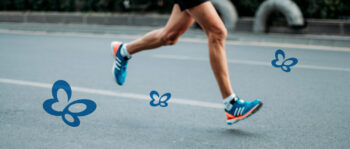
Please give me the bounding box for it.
[211,0,238,31]
[253,0,304,33]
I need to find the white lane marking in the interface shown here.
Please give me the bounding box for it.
[227,40,350,52]
[178,38,350,52]
[0,29,349,52]
[152,54,350,72]
[0,78,224,109]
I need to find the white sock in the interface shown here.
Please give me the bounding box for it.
[120,44,132,59]
[223,93,237,110]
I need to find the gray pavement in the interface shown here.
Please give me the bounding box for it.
[0,24,350,149]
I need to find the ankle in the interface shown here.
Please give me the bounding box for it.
[223,93,238,110]
[120,44,132,59]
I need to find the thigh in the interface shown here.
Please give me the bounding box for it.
[163,4,195,34]
[186,1,225,34]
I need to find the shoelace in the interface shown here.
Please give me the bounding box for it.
[120,65,127,71]
[120,59,128,70]
[230,96,243,104]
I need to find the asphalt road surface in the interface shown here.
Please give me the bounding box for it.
[0,27,350,149]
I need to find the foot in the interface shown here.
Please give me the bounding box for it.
[111,41,129,85]
[225,98,263,125]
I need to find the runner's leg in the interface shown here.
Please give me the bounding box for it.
[186,1,233,99]
[126,4,194,54]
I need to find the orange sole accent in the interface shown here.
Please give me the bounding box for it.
[113,42,122,56]
[226,105,259,120]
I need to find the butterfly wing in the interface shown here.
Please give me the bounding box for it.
[65,99,97,116]
[281,57,298,72]
[43,80,72,116]
[281,65,291,72]
[271,49,285,67]
[52,80,72,101]
[149,90,160,106]
[43,98,62,116]
[283,57,298,67]
[159,93,171,107]
[61,112,80,127]
[61,99,96,127]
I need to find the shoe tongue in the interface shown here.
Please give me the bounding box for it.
[238,99,245,104]
[230,96,240,104]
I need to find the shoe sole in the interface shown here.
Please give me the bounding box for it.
[226,102,263,125]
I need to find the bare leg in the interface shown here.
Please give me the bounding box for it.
[126,5,194,54]
[187,2,234,99]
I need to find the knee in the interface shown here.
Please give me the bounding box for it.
[159,30,181,45]
[207,26,227,42]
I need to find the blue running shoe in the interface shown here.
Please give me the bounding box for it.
[111,41,129,85]
[225,98,263,125]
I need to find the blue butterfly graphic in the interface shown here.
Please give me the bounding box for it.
[149,90,171,107]
[43,80,96,127]
[271,49,298,72]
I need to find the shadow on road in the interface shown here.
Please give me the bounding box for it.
[223,128,261,138]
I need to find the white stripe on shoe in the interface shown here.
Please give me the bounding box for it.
[116,57,121,63]
[114,62,120,70]
[237,108,242,116]
[234,108,239,116]
[115,60,121,67]
[240,107,245,116]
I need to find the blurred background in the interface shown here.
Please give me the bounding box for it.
[0,0,350,35]
[0,0,349,18]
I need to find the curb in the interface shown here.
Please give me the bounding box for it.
[0,12,169,27]
[0,11,350,36]
[236,18,350,35]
